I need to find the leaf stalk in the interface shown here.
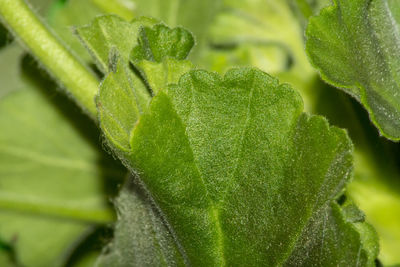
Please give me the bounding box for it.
[0,0,99,118]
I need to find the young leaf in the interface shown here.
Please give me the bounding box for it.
[306,0,400,140]
[76,15,158,149]
[103,68,378,265]
[131,24,194,62]
[130,24,194,95]
[97,56,146,152]
[95,20,195,151]
[75,15,157,73]
[96,177,185,266]
[129,0,222,59]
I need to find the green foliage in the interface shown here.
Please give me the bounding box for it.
[4,0,400,266]
[106,67,377,266]
[75,15,157,73]
[130,24,194,95]
[97,57,146,151]
[77,17,195,151]
[0,57,125,266]
[129,0,221,59]
[306,0,400,140]
[131,24,194,63]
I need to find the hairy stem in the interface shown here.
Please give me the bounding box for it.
[0,0,99,118]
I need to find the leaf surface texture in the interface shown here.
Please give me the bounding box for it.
[306,0,400,140]
[106,68,378,266]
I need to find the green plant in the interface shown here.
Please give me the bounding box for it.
[0,0,399,266]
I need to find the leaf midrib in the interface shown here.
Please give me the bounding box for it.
[172,73,257,266]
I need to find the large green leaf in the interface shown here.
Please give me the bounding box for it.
[102,67,378,265]
[306,0,400,140]
[0,62,125,266]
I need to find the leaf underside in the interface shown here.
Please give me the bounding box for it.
[306,0,400,140]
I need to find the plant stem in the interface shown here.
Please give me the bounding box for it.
[0,0,99,118]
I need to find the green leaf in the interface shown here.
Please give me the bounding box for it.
[130,24,194,95]
[75,15,157,116]
[131,24,194,62]
[134,58,193,96]
[129,0,222,59]
[0,67,125,266]
[104,68,378,265]
[312,71,400,265]
[93,19,194,151]
[96,177,185,266]
[97,56,146,152]
[306,0,400,140]
[75,15,157,73]
[76,15,159,151]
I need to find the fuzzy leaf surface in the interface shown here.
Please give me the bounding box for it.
[76,16,157,150]
[130,23,194,95]
[75,15,156,73]
[131,24,194,63]
[94,20,195,151]
[306,0,400,140]
[97,57,145,151]
[111,68,379,266]
[130,0,221,59]
[96,178,185,266]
